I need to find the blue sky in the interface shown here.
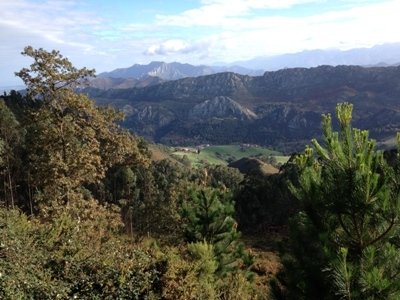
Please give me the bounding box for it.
[1,0,399,86]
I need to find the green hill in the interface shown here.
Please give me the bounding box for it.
[171,144,289,167]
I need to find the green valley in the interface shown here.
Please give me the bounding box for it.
[171,144,289,167]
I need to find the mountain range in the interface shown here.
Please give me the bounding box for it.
[89,61,263,90]
[89,43,400,91]
[98,61,263,80]
[85,65,400,152]
[231,43,400,70]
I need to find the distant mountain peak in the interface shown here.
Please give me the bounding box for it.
[98,61,263,81]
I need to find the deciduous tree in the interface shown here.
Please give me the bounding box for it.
[16,46,147,215]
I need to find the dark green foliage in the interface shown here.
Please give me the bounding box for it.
[140,160,189,235]
[0,90,39,124]
[273,103,400,299]
[106,159,192,236]
[235,167,297,233]
[204,164,244,192]
[183,188,236,242]
[182,187,253,277]
[0,100,24,209]
[150,160,192,231]
[0,91,42,213]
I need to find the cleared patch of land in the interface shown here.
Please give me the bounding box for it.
[171,144,289,167]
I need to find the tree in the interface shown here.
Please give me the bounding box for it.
[182,187,253,277]
[114,159,191,236]
[0,138,4,169]
[204,164,244,192]
[15,46,147,215]
[272,103,400,299]
[15,46,94,101]
[235,164,298,233]
[0,100,23,208]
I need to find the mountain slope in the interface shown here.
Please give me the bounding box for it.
[88,76,164,90]
[189,96,257,120]
[85,65,400,151]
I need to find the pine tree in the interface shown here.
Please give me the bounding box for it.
[15,46,95,102]
[182,187,252,277]
[272,103,400,299]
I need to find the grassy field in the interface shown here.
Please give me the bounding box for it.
[171,144,289,167]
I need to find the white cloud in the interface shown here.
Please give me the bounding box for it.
[201,0,321,10]
[1,0,400,85]
[156,0,320,27]
[145,39,190,55]
[0,0,102,48]
[152,0,400,62]
[0,0,111,84]
[144,39,211,56]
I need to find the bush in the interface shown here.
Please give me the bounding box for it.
[0,204,166,299]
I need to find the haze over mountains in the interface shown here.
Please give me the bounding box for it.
[232,43,400,70]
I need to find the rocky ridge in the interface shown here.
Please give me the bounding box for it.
[85,65,400,151]
[98,61,262,81]
[189,96,257,120]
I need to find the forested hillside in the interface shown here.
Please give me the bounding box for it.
[0,47,280,299]
[2,47,400,299]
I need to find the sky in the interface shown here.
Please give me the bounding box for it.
[1,0,400,86]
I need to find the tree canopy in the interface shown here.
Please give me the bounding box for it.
[272,103,400,299]
[16,46,95,101]
[13,46,148,215]
[0,47,258,298]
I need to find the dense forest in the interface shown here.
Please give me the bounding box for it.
[1,47,400,299]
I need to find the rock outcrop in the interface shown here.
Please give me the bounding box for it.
[85,65,400,150]
[189,96,257,120]
[98,61,262,81]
